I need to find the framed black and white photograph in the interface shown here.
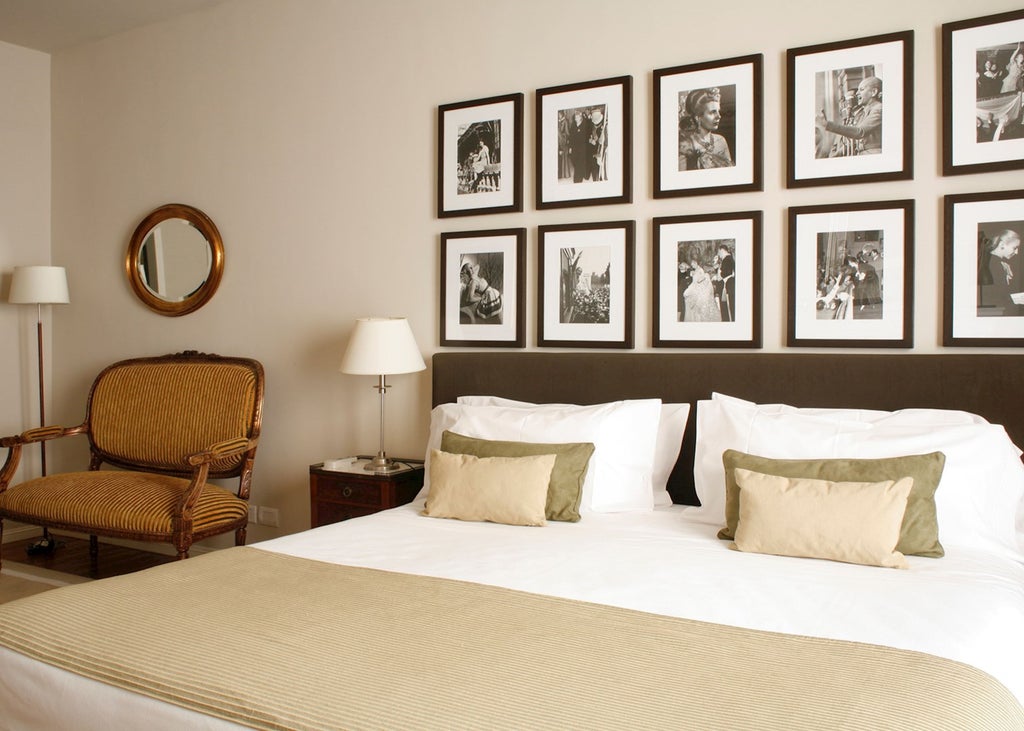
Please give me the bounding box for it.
[943,189,1024,346]
[652,211,762,348]
[788,200,913,348]
[787,31,913,188]
[437,93,523,218]
[536,76,632,209]
[942,9,1024,176]
[537,220,634,348]
[440,228,526,347]
[653,54,763,198]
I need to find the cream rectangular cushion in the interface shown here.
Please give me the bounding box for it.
[731,468,914,569]
[422,449,556,527]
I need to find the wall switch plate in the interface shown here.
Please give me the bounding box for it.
[258,506,280,527]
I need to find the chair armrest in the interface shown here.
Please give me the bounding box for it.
[1,424,87,491]
[185,436,260,467]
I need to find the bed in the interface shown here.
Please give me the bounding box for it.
[1,352,1024,730]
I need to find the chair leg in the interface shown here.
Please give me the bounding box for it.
[235,526,247,546]
[0,519,4,570]
[89,535,99,557]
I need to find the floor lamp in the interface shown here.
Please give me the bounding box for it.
[9,265,70,553]
[339,317,425,473]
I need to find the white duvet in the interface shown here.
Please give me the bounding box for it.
[3,502,1024,730]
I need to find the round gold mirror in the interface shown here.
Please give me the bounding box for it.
[125,203,224,317]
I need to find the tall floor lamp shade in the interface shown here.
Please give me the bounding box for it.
[339,317,425,473]
[9,265,70,478]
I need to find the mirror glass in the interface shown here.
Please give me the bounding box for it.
[126,204,224,316]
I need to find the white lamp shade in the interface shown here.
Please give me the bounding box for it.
[339,317,426,376]
[9,266,70,304]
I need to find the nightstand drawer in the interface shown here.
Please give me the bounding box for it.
[315,502,380,526]
[317,479,384,507]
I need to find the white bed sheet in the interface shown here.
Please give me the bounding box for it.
[3,502,1024,730]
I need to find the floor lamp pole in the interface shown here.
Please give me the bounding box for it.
[35,303,47,476]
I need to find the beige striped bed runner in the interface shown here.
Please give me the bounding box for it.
[0,546,1021,730]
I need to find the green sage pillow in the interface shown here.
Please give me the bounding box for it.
[719,449,946,557]
[440,430,595,522]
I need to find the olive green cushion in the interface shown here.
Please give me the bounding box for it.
[440,430,595,522]
[718,449,946,558]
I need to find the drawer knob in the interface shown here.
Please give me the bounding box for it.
[342,486,353,498]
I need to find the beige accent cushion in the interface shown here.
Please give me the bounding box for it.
[440,430,594,522]
[731,468,913,569]
[719,450,946,557]
[423,449,556,526]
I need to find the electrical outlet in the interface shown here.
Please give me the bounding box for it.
[258,506,280,527]
[248,505,258,525]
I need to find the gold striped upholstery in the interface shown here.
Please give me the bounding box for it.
[0,472,248,537]
[0,353,263,561]
[90,362,258,473]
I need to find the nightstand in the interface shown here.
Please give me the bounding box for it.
[309,458,424,528]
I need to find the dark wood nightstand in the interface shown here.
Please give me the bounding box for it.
[309,459,424,528]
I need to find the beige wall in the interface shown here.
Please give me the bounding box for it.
[1,41,51,486]
[17,0,1021,544]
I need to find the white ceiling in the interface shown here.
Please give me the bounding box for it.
[0,0,226,53]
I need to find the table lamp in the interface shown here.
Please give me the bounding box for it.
[339,317,425,473]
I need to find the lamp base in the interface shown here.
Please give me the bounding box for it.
[364,452,403,474]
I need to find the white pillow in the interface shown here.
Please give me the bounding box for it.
[692,397,869,526]
[448,399,662,512]
[829,420,1024,555]
[695,395,1024,555]
[711,392,989,426]
[457,396,688,507]
[421,403,467,499]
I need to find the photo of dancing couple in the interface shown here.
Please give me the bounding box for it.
[789,200,912,348]
[815,230,884,321]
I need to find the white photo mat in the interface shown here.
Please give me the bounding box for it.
[655,216,759,344]
[539,224,633,346]
[442,231,522,344]
[946,14,1024,170]
[656,59,759,193]
[790,37,908,182]
[440,97,519,215]
[948,196,1024,341]
[791,206,908,344]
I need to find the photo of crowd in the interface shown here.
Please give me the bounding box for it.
[559,245,611,324]
[815,230,883,320]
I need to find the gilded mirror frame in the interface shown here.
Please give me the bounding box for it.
[125,203,224,317]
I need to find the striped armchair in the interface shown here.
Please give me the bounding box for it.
[0,352,264,566]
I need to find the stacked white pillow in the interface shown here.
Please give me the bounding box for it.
[422,398,664,513]
[456,396,689,507]
[693,393,1024,556]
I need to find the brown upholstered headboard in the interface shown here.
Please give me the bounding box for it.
[432,352,1024,505]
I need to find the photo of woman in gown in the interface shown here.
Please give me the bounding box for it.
[683,258,722,322]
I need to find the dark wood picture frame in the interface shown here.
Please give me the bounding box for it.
[788,200,914,348]
[786,31,913,188]
[942,9,1024,176]
[652,211,762,349]
[440,228,526,348]
[537,220,635,348]
[437,93,523,218]
[535,76,632,210]
[653,54,763,198]
[943,189,1024,346]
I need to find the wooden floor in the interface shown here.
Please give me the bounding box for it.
[3,533,176,580]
